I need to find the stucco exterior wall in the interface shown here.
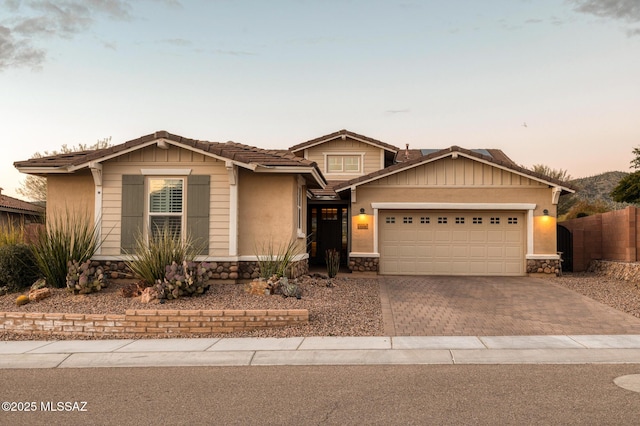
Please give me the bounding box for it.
[99,144,230,256]
[305,137,384,179]
[237,170,305,256]
[46,171,95,221]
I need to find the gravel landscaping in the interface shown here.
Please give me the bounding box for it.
[548,272,640,319]
[0,275,384,340]
[2,271,640,341]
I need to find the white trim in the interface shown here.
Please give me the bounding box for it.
[349,252,380,258]
[290,134,398,154]
[526,254,561,260]
[140,168,192,175]
[254,166,326,189]
[335,151,575,194]
[527,209,535,256]
[373,208,379,255]
[380,150,385,170]
[90,163,103,255]
[227,164,238,256]
[323,152,365,175]
[373,202,537,257]
[371,202,536,210]
[350,187,356,203]
[237,253,309,262]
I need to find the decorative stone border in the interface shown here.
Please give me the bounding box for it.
[587,260,640,281]
[526,259,561,275]
[348,257,379,272]
[0,309,309,337]
[93,258,310,281]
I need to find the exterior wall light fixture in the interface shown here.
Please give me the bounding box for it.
[543,209,549,216]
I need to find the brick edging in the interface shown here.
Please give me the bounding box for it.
[0,309,309,337]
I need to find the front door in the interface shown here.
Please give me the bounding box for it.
[308,206,348,266]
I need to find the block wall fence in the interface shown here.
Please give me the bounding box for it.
[560,206,640,272]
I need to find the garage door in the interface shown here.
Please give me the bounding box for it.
[379,211,525,276]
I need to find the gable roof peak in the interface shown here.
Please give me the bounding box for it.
[289,129,400,153]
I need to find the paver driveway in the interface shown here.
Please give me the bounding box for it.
[379,276,640,336]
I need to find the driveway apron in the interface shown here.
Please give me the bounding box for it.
[379,276,640,336]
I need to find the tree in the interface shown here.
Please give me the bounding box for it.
[563,199,612,220]
[530,164,572,182]
[611,172,640,204]
[611,146,640,204]
[17,137,112,202]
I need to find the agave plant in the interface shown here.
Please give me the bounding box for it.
[31,210,101,288]
[124,224,199,286]
[254,237,300,279]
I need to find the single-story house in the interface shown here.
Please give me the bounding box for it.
[0,187,44,228]
[14,129,574,278]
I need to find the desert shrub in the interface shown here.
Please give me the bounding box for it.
[31,212,101,288]
[0,243,39,292]
[0,221,25,247]
[125,226,198,286]
[255,237,300,279]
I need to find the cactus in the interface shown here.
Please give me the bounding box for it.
[154,261,211,300]
[325,248,340,278]
[66,260,108,294]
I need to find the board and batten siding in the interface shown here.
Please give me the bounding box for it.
[305,138,384,178]
[367,157,547,188]
[100,144,230,257]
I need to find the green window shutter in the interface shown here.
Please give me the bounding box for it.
[187,175,210,255]
[121,175,144,254]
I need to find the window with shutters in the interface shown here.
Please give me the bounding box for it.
[148,178,184,240]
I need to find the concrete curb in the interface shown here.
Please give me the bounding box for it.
[3,335,640,368]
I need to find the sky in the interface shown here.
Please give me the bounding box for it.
[1,0,640,199]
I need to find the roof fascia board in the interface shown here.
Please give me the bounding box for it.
[67,138,257,172]
[14,167,72,174]
[291,134,398,154]
[453,152,575,193]
[254,166,326,188]
[335,151,452,191]
[337,151,574,193]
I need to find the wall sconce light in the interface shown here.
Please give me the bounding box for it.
[360,208,365,215]
[543,209,549,216]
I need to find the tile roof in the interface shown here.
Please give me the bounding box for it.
[0,191,44,215]
[289,129,400,153]
[333,145,576,193]
[308,181,348,199]
[14,131,323,170]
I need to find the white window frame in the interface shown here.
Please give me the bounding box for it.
[146,177,186,241]
[323,152,364,175]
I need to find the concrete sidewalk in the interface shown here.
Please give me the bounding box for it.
[2,335,640,368]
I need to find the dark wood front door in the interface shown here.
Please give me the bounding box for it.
[309,206,348,265]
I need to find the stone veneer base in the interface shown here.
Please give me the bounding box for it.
[348,257,379,272]
[526,259,561,275]
[92,258,309,281]
[0,309,309,337]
